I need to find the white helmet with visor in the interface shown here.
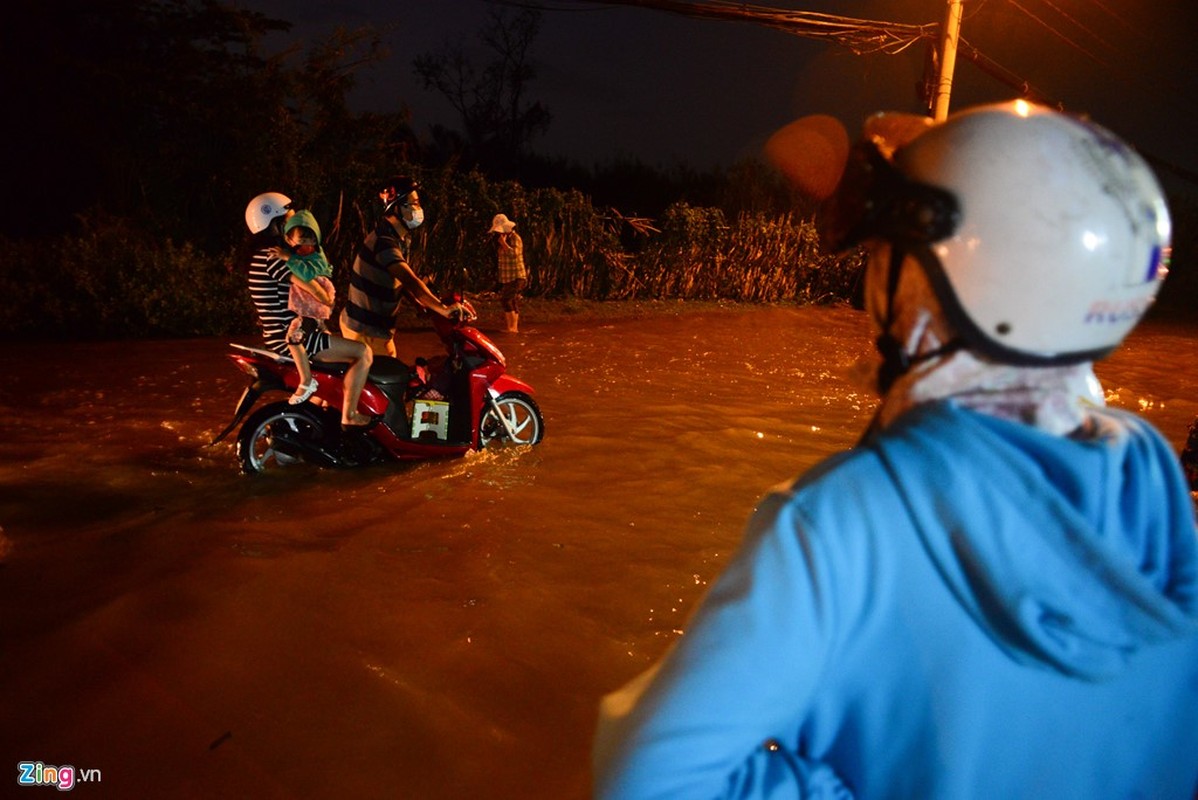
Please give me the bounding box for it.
[244,192,293,234]
[824,101,1171,365]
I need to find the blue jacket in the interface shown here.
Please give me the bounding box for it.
[595,402,1198,799]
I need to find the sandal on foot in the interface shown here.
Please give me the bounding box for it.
[289,379,319,405]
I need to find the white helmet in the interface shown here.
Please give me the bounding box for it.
[244,191,292,234]
[828,101,1171,364]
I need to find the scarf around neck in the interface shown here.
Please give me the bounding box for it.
[862,245,1104,436]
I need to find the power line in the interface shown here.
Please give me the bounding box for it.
[493,0,1197,186]
[1001,0,1198,116]
[1004,0,1111,71]
[955,37,1057,107]
[1080,0,1135,32]
[491,0,935,55]
[1034,0,1119,60]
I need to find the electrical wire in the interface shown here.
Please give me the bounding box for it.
[489,0,936,56]
[489,0,1198,185]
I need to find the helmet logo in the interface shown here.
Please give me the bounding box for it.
[1084,296,1154,325]
[1144,244,1169,283]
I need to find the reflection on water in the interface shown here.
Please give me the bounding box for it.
[0,306,1194,798]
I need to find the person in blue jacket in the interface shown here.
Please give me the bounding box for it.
[593,101,1198,799]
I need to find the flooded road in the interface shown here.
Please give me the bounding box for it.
[1,304,1194,798]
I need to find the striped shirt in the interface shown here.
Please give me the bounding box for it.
[247,248,331,357]
[343,221,408,339]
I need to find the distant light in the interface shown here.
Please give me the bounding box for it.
[1082,230,1104,251]
[1156,245,1172,281]
[755,431,764,439]
[1014,99,1032,117]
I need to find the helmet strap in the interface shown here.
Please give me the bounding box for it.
[874,332,909,395]
[910,242,1099,367]
[874,243,965,394]
[875,244,908,394]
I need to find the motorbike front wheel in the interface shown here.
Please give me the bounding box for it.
[479,392,544,447]
[236,403,328,474]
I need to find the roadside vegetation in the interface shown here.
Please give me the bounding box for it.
[0,169,864,339]
[2,1,1189,340]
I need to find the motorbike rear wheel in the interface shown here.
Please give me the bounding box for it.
[236,402,327,474]
[479,392,544,447]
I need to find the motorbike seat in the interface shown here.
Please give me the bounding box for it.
[309,355,411,385]
[367,356,413,386]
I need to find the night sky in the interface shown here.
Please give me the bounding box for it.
[240,1,1198,190]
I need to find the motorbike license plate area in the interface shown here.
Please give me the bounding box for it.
[410,399,450,441]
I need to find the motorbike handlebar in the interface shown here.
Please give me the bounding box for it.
[445,301,476,323]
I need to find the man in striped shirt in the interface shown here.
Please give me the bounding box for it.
[339,176,463,357]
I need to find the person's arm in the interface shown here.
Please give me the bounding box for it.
[594,491,840,799]
[387,259,462,318]
[291,274,333,306]
[260,247,293,283]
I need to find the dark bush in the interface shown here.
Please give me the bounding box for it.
[2,168,866,341]
[3,212,253,340]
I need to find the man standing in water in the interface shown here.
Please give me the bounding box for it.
[340,175,463,357]
[594,102,1198,798]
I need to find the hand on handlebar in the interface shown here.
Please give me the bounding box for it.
[444,302,474,322]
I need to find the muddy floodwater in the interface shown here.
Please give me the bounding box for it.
[1,303,1195,798]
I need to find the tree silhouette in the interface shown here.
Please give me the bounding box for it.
[2,0,414,249]
[413,7,551,175]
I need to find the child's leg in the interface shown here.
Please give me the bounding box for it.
[286,318,319,404]
[288,343,312,386]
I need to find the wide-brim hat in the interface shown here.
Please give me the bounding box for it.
[489,213,516,234]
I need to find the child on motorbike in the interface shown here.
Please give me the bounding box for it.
[268,209,336,405]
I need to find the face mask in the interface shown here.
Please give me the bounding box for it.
[404,208,424,230]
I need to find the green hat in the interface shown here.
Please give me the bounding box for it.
[284,209,322,245]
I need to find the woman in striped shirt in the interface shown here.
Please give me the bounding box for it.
[243,192,374,428]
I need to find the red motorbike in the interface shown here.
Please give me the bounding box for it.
[212,295,543,474]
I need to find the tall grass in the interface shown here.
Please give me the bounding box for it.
[630,204,861,303]
[1,166,864,340]
[397,166,862,304]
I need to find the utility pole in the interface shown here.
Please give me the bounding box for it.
[933,0,964,120]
